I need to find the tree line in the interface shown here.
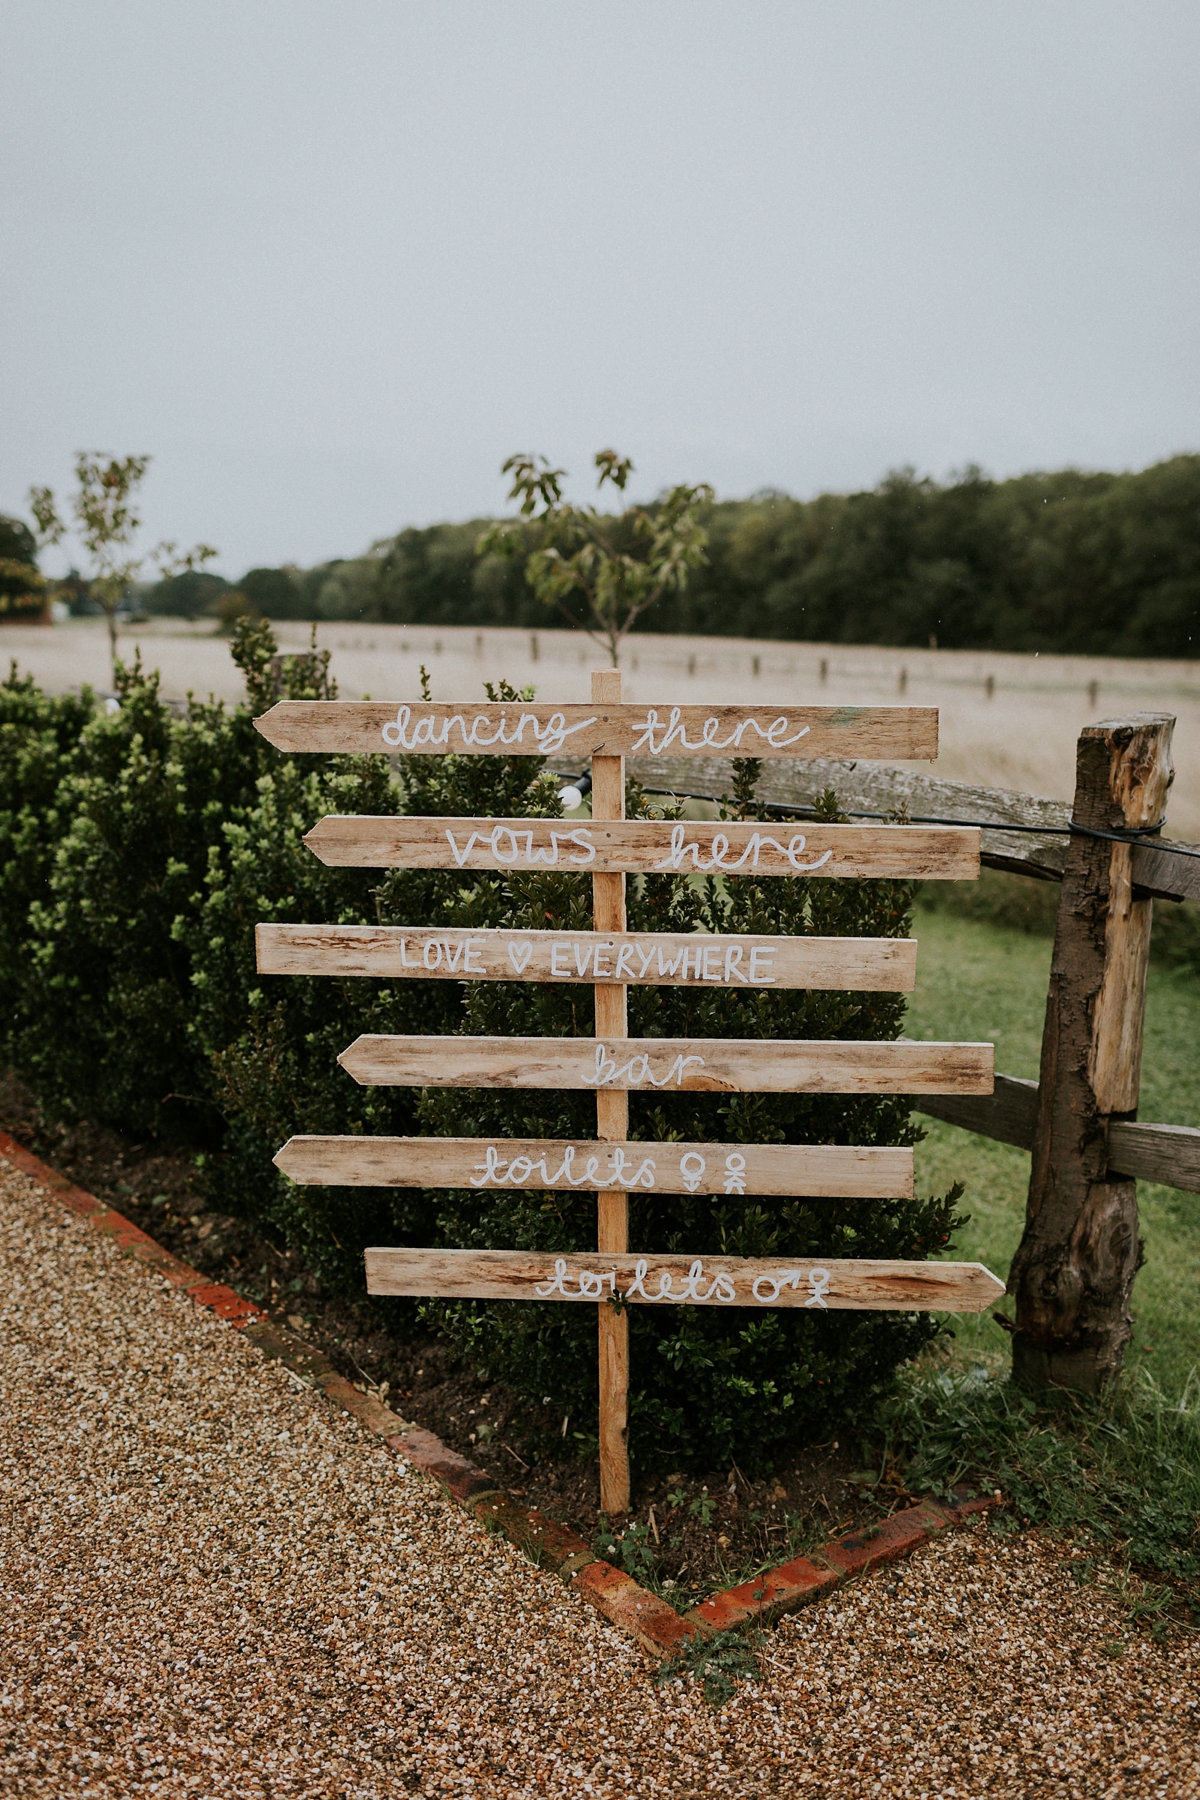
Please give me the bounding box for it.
[10,452,1200,657]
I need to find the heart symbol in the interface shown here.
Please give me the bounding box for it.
[506,940,534,975]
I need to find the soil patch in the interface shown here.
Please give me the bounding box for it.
[0,1069,925,1602]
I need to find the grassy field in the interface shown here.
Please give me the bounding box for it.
[907,906,1200,1397]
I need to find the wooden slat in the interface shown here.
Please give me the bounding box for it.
[1128,839,1200,905]
[363,1248,1005,1312]
[273,1135,916,1198]
[1109,1120,1200,1193]
[916,1074,1039,1150]
[337,1034,994,1095]
[917,1073,1200,1196]
[255,700,938,761]
[629,753,1200,902]
[589,665,631,1515]
[302,815,980,879]
[255,924,919,992]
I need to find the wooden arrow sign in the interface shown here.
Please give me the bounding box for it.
[255,700,938,761]
[302,815,979,879]
[337,1034,994,1095]
[256,924,919,991]
[273,1134,915,1198]
[363,1248,1006,1313]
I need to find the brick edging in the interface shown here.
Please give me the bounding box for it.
[0,1128,994,1657]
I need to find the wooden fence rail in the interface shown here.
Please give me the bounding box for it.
[628,719,1197,1394]
[916,1076,1200,1195]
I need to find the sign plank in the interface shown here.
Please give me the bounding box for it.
[256,924,919,992]
[255,700,938,761]
[364,1248,1006,1312]
[274,1135,915,1198]
[303,815,980,879]
[337,1034,994,1095]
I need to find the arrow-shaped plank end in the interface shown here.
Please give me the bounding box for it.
[253,702,289,746]
[273,1137,304,1179]
[337,1039,371,1084]
[965,1264,1008,1311]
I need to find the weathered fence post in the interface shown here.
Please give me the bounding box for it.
[1009,713,1175,1391]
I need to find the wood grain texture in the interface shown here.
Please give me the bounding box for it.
[1108,1120,1200,1193]
[915,1074,1039,1150]
[590,666,630,1515]
[273,1135,916,1198]
[254,699,939,761]
[916,1073,1200,1196]
[254,924,919,992]
[1089,725,1175,1113]
[1010,713,1175,1392]
[302,814,980,879]
[337,1034,995,1095]
[627,753,1200,901]
[363,1248,1006,1312]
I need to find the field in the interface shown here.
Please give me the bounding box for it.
[8,613,1200,835]
[909,907,1200,1397]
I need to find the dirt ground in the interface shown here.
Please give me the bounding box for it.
[3,1149,1198,1799]
[7,614,1200,837]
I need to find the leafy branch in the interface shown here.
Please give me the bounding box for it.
[478,449,713,666]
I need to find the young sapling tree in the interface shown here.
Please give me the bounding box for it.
[30,453,216,681]
[479,450,713,666]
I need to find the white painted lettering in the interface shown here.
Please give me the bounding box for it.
[581,1045,707,1089]
[749,946,775,983]
[549,942,571,977]
[628,707,813,758]
[382,706,599,757]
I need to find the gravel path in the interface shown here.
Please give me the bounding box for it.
[2,1154,1198,1798]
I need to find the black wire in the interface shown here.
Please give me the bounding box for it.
[548,771,1195,857]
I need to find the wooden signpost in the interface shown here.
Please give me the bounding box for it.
[274,1135,915,1198]
[256,923,920,990]
[255,673,1002,1514]
[301,815,979,879]
[254,698,939,760]
[335,1033,992,1094]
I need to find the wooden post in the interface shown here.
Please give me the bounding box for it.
[590,666,631,1514]
[1009,714,1174,1392]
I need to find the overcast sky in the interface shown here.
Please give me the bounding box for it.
[4,1,1198,576]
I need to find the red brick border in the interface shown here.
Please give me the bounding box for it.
[0,1128,995,1657]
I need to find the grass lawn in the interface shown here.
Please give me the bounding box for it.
[906,908,1200,1398]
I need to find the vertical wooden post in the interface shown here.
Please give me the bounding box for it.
[1009,714,1175,1392]
[590,666,631,1514]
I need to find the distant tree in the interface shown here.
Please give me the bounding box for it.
[29,453,217,680]
[0,514,47,622]
[479,450,714,665]
[240,566,306,620]
[143,568,230,620]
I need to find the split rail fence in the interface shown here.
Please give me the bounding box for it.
[625,713,1195,1394]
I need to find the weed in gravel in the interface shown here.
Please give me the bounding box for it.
[652,1628,764,1708]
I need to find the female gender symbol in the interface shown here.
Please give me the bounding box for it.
[679,1152,707,1193]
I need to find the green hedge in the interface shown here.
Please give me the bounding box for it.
[2,626,964,1471]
